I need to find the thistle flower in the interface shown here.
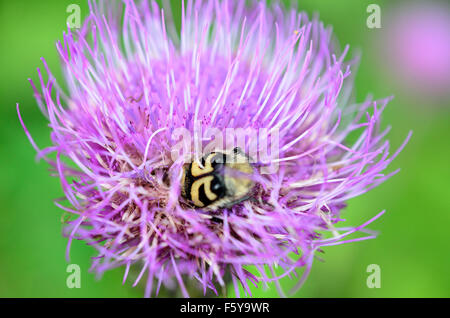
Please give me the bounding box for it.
[18,0,410,297]
[380,0,450,101]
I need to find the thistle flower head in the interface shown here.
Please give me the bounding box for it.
[19,0,410,297]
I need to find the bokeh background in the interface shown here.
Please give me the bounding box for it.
[0,0,449,297]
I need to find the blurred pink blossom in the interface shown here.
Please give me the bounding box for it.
[381,1,450,100]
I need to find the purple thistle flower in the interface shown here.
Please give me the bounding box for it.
[18,0,410,297]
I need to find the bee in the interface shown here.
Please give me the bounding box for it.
[181,148,255,210]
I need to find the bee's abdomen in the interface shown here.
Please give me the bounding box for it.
[182,163,226,208]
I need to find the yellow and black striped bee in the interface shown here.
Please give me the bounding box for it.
[181,148,255,210]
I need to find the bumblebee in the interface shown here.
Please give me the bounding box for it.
[181,148,255,210]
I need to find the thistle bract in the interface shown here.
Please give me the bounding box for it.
[19,0,409,297]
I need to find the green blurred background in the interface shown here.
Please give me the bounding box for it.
[0,0,449,297]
